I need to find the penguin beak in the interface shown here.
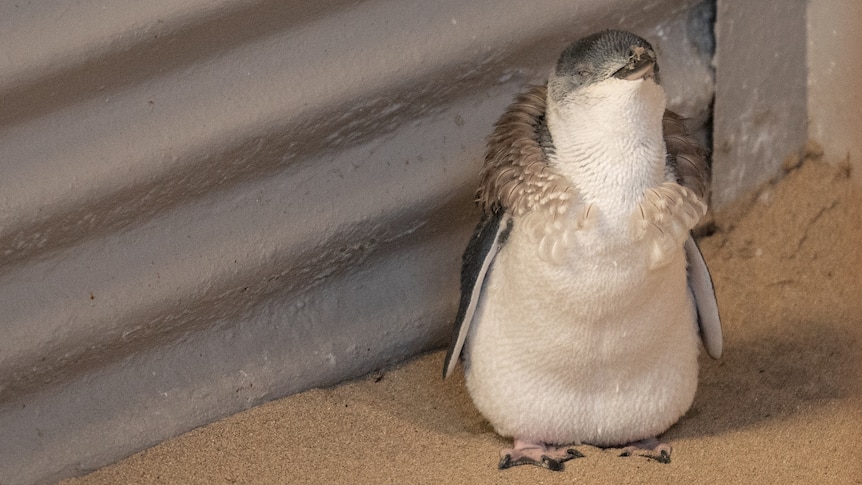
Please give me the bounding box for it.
[614,47,657,81]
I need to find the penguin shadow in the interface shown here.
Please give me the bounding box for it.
[347,315,859,446]
[666,318,861,440]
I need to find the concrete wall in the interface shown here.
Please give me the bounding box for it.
[0,1,720,483]
[808,0,862,183]
[712,0,862,209]
[711,0,809,209]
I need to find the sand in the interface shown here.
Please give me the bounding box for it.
[64,156,862,484]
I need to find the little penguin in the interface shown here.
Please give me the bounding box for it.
[443,29,722,471]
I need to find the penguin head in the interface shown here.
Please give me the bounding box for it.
[548,30,661,106]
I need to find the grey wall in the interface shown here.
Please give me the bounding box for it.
[711,0,862,208]
[711,0,809,209]
[807,0,862,183]
[0,0,816,483]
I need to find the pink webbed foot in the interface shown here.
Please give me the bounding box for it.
[498,438,584,471]
[619,437,672,464]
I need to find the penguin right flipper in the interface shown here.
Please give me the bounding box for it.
[442,210,512,379]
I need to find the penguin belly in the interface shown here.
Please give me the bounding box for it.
[463,223,700,447]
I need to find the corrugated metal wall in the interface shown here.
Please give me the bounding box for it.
[1,1,724,483]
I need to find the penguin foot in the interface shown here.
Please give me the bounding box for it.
[619,437,672,463]
[498,438,584,471]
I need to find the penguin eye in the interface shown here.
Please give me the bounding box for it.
[575,69,592,78]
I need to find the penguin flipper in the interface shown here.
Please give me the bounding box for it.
[442,210,512,379]
[685,236,722,359]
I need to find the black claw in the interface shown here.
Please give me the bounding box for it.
[499,454,571,472]
[567,448,585,459]
[619,448,671,463]
[499,446,584,471]
[656,450,671,464]
[499,454,542,470]
[541,455,564,471]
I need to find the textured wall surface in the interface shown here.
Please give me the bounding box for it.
[712,0,809,209]
[0,1,715,483]
[808,0,862,183]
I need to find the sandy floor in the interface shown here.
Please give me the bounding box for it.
[65,156,862,484]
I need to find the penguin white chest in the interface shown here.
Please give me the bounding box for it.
[463,215,700,446]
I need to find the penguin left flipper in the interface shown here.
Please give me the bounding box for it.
[442,209,512,379]
[685,236,723,359]
[664,109,722,359]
